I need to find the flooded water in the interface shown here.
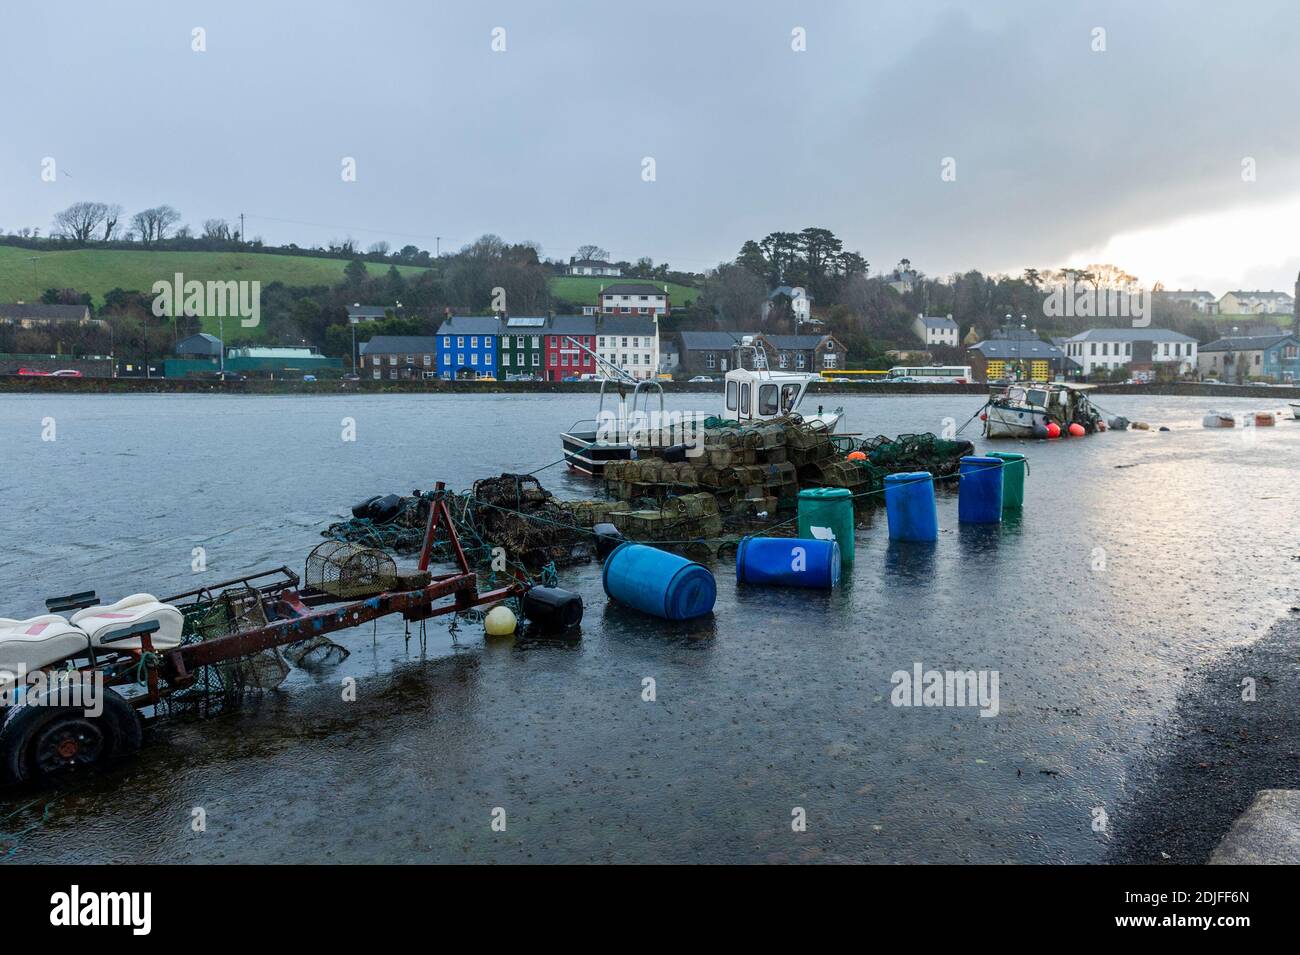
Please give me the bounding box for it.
[1,391,1297,863]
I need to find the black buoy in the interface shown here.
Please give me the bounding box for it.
[662,443,688,463]
[592,522,624,561]
[351,495,383,519]
[367,494,404,524]
[521,586,584,632]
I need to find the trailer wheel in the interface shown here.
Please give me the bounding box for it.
[0,688,142,785]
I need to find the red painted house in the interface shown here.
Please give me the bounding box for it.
[544,316,598,381]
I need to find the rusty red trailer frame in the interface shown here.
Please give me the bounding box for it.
[134,482,526,706]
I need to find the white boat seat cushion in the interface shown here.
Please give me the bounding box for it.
[71,594,184,650]
[0,615,91,675]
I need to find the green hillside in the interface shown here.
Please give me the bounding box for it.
[0,245,429,307]
[548,274,698,307]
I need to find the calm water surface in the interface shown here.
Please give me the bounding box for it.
[0,391,1296,863]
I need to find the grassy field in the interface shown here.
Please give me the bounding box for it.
[1212,312,1294,328]
[0,245,430,307]
[548,274,697,306]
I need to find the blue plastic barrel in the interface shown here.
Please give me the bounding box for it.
[736,536,841,589]
[884,471,939,541]
[958,456,1004,524]
[602,542,716,620]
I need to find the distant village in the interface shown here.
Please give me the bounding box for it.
[3,248,1300,386]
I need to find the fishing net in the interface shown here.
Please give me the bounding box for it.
[465,474,591,569]
[858,433,974,481]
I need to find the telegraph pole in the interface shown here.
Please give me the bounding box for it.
[239,213,245,244]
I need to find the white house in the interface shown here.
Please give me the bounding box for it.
[568,258,622,277]
[912,313,959,347]
[599,282,670,317]
[1218,290,1294,315]
[595,314,659,381]
[1062,328,1198,378]
[1154,290,1217,313]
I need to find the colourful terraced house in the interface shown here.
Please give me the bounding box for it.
[498,316,547,378]
[434,316,499,379]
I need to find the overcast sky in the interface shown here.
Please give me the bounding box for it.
[3,0,1299,292]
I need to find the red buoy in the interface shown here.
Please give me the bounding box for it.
[1045,422,1061,439]
[1068,423,1086,437]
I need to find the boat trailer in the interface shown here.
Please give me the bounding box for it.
[0,483,533,784]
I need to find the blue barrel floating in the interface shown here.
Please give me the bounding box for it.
[884,471,939,541]
[602,542,716,620]
[735,536,841,589]
[958,456,1004,524]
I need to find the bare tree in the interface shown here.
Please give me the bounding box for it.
[367,240,391,256]
[52,201,109,243]
[203,218,232,240]
[102,204,123,241]
[575,244,609,262]
[130,205,182,247]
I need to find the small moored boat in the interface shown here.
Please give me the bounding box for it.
[984,382,1100,439]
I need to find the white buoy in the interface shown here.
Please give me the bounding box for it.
[484,605,517,636]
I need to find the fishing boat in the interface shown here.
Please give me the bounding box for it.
[1202,411,1235,428]
[561,338,844,476]
[983,382,1100,439]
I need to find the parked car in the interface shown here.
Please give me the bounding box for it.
[302,375,317,382]
[342,374,360,382]
[688,375,714,383]
[16,367,50,376]
[51,369,83,377]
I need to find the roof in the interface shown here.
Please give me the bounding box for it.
[763,334,833,350]
[1063,327,1197,343]
[594,314,657,336]
[545,315,597,335]
[677,331,749,350]
[600,283,669,297]
[969,340,1066,360]
[918,315,958,330]
[346,305,388,319]
[768,285,814,302]
[1199,334,1300,352]
[179,332,221,345]
[360,335,440,355]
[1223,290,1294,299]
[1154,289,1214,298]
[571,259,614,268]
[0,303,90,322]
[434,316,501,337]
[504,316,547,328]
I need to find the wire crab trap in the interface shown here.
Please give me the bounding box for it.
[305,540,399,599]
[195,586,290,696]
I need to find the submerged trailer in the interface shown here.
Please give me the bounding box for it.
[0,483,542,785]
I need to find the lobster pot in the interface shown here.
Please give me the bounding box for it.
[736,537,841,589]
[986,452,1027,509]
[958,456,1004,524]
[884,472,938,542]
[305,540,398,598]
[602,543,716,620]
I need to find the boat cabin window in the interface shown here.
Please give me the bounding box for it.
[781,383,800,413]
[1027,388,1049,408]
[759,383,779,415]
[740,382,751,416]
[725,380,737,411]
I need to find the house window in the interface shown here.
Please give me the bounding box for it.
[824,354,837,368]
[470,354,478,366]
[406,354,414,364]
[1090,343,1097,356]
[389,356,397,365]
[796,354,806,369]
[778,354,788,369]
[532,353,539,366]
[484,353,492,365]
[443,337,450,347]
[1125,343,1131,355]
[470,337,477,348]
[549,354,557,366]
[1102,343,1109,356]
[373,369,380,380]
[502,353,510,367]
[706,353,716,369]
[531,336,539,348]
[423,355,431,366]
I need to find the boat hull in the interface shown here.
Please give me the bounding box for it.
[560,430,634,477]
[984,404,1048,439]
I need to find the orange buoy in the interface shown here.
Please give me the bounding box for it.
[847,450,866,461]
[1068,423,1086,437]
[1045,422,1061,439]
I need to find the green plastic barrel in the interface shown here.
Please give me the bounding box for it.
[797,487,855,564]
[987,452,1027,509]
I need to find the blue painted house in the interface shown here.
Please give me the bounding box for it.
[1198,333,1300,383]
[435,316,500,379]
